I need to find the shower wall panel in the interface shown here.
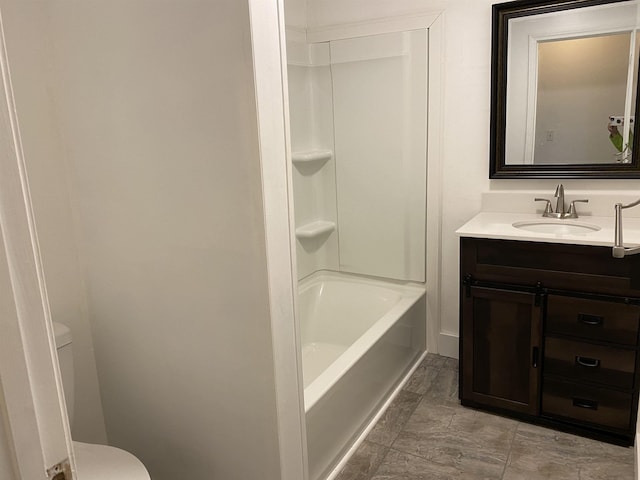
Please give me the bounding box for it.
[287,40,340,279]
[331,30,427,282]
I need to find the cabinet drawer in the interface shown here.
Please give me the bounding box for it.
[546,295,640,345]
[544,337,636,389]
[542,379,633,431]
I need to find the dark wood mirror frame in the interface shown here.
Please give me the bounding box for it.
[490,0,640,178]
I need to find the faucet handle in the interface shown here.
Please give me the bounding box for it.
[566,199,589,218]
[534,198,554,217]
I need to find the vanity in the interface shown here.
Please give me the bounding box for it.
[458,211,640,445]
[456,0,640,449]
[460,0,640,447]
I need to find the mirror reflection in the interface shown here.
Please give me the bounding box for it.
[492,0,640,177]
[536,34,633,164]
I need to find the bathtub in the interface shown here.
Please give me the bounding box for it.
[299,271,426,480]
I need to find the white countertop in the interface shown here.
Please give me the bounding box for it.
[456,212,640,247]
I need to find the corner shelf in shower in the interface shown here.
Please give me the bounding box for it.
[295,220,336,240]
[291,149,333,166]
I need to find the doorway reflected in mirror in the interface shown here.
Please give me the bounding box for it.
[533,33,633,165]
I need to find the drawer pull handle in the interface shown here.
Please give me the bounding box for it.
[572,398,598,410]
[577,313,604,326]
[575,356,600,368]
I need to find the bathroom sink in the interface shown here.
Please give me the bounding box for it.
[512,220,601,235]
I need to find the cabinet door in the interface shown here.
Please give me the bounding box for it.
[461,286,543,415]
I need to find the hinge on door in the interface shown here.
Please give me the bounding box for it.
[47,459,71,480]
[462,274,473,298]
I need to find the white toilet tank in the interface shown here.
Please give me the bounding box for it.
[53,322,76,426]
[52,322,151,479]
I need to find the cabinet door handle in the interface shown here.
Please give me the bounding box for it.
[534,282,545,306]
[577,313,604,326]
[575,356,600,368]
[462,274,472,297]
[532,347,539,368]
[572,397,598,410]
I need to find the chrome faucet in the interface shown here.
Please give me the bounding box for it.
[553,184,566,218]
[613,199,640,258]
[554,184,565,217]
[534,184,588,219]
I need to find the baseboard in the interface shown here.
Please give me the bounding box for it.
[438,332,458,359]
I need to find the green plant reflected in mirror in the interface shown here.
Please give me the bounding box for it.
[490,0,640,178]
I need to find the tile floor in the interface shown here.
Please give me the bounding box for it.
[335,354,635,480]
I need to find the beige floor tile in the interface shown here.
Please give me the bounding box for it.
[422,368,458,405]
[335,441,389,480]
[367,390,422,447]
[338,355,635,480]
[371,449,503,480]
[578,460,634,480]
[403,363,440,396]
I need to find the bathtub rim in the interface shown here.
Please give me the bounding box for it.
[298,269,425,293]
[299,270,426,412]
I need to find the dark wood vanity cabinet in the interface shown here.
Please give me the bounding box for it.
[461,286,542,415]
[460,237,640,445]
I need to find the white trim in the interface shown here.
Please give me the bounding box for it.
[426,14,444,355]
[0,7,75,479]
[307,12,442,43]
[438,332,459,359]
[0,234,43,480]
[523,35,538,165]
[623,29,637,156]
[247,1,308,479]
[532,25,635,42]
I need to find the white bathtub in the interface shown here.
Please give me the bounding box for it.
[299,271,426,480]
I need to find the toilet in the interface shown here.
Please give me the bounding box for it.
[53,322,151,479]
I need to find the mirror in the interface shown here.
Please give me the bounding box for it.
[490,0,640,178]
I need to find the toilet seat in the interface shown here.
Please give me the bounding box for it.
[73,442,150,480]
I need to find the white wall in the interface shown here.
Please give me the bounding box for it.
[0,0,108,444]
[1,1,287,479]
[44,3,283,479]
[307,0,640,357]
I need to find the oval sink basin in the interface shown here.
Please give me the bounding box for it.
[512,220,601,235]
